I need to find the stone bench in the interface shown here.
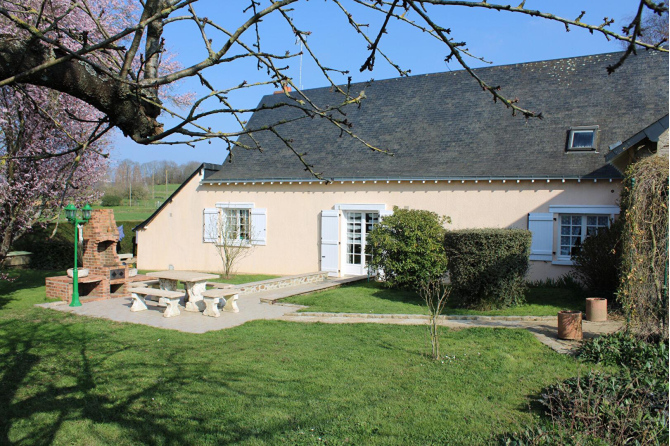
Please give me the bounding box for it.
[205,282,236,289]
[201,289,239,317]
[132,279,160,288]
[128,287,184,318]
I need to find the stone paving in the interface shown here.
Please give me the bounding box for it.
[37,276,624,353]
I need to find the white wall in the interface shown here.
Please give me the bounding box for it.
[136,174,621,281]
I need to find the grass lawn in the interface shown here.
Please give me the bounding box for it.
[0,270,599,445]
[283,281,586,316]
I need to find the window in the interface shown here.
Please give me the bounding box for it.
[567,126,598,151]
[559,214,609,257]
[223,208,250,242]
[203,204,267,246]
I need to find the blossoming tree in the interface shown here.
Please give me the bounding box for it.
[0,86,109,264]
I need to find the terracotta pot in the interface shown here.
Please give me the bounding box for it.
[557,311,583,340]
[67,268,89,278]
[586,298,607,322]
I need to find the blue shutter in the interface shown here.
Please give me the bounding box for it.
[528,213,553,261]
[203,208,219,243]
[251,208,267,245]
[320,210,339,276]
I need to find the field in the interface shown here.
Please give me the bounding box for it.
[97,183,181,221]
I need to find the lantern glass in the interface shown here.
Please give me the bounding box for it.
[64,204,77,223]
[82,204,92,222]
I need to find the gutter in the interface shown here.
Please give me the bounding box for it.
[201,175,623,186]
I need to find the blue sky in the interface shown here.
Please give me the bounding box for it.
[112,0,645,166]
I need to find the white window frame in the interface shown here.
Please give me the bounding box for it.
[567,126,599,152]
[549,205,619,265]
[214,203,253,246]
[203,203,266,246]
[221,208,252,246]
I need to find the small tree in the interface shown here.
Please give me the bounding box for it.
[367,207,450,360]
[419,281,451,360]
[367,207,450,290]
[207,209,256,279]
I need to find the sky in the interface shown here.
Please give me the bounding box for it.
[111,0,649,166]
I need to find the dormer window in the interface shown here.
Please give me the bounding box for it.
[567,126,598,151]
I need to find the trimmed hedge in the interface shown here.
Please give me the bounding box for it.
[11,220,142,270]
[444,229,531,309]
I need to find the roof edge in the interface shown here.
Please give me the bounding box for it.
[201,174,623,185]
[134,163,222,232]
[605,114,669,163]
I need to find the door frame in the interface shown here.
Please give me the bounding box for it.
[334,204,387,276]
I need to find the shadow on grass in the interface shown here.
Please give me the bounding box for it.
[369,283,423,306]
[0,317,356,445]
[365,281,586,315]
[0,269,63,312]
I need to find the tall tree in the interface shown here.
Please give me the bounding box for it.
[0,86,109,263]
[0,0,667,178]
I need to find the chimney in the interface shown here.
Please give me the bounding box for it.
[274,81,292,95]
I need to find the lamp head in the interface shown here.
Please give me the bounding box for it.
[82,204,92,222]
[64,203,77,223]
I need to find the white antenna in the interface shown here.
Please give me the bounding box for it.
[296,35,304,90]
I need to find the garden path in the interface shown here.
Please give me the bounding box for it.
[37,276,623,354]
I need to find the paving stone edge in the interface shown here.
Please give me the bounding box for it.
[284,312,556,321]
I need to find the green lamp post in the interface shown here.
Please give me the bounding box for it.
[65,203,93,307]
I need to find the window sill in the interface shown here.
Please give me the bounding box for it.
[216,241,252,248]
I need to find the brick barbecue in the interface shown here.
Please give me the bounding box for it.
[46,209,142,303]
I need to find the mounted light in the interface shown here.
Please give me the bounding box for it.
[82,204,92,222]
[64,203,77,223]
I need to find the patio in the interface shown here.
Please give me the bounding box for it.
[38,293,303,333]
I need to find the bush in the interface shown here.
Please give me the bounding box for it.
[367,207,449,289]
[571,219,622,301]
[444,229,531,309]
[618,156,669,340]
[578,331,669,382]
[101,194,123,206]
[537,371,668,446]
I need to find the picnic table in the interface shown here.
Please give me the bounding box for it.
[146,270,219,312]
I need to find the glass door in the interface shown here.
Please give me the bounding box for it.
[343,211,378,275]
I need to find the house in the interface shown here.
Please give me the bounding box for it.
[134,50,669,281]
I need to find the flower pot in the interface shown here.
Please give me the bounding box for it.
[67,268,89,278]
[557,310,583,340]
[586,298,607,322]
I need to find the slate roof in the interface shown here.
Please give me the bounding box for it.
[206,50,669,182]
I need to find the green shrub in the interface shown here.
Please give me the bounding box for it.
[101,194,123,206]
[571,219,622,301]
[538,371,668,445]
[367,207,449,289]
[501,366,668,445]
[444,229,531,309]
[578,331,669,382]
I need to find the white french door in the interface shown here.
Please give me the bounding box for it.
[342,211,378,275]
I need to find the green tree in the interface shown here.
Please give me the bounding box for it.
[367,207,449,290]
